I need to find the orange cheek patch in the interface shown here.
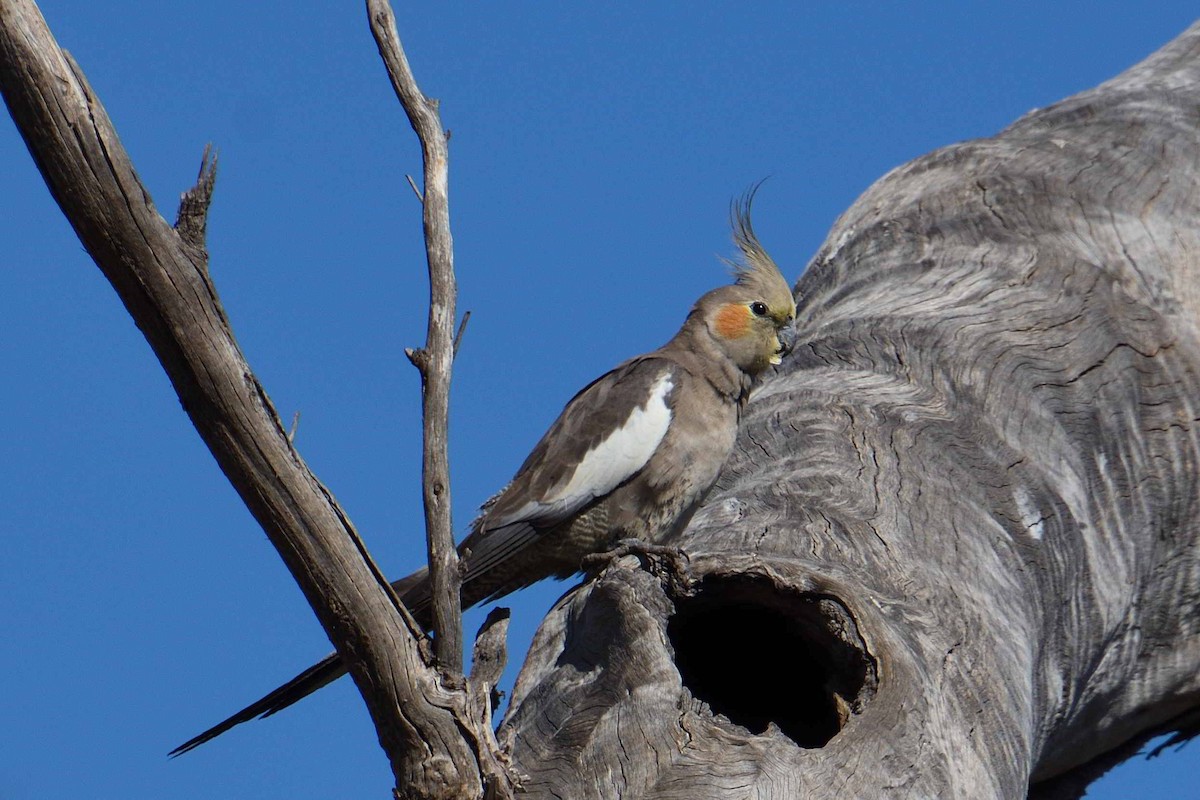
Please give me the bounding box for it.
[715,304,751,339]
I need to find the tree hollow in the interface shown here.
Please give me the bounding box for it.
[668,575,877,748]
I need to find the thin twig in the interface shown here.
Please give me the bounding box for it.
[367,0,463,675]
[368,8,517,793]
[0,1,479,794]
[453,310,471,359]
[405,174,424,203]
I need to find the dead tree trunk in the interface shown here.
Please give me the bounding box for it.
[5,0,1200,795]
[498,23,1200,800]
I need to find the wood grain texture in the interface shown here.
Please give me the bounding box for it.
[369,0,465,677]
[499,23,1200,800]
[0,1,491,796]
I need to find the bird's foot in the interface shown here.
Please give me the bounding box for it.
[582,538,692,593]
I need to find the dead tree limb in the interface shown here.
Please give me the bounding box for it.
[8,0,1199,796]
[369,0,464,675]
[0,0,504,796]
[497,22,1200,800]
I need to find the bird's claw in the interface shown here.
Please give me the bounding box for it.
[582,538,693,593]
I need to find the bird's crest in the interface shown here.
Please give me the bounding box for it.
[724,185,794,313]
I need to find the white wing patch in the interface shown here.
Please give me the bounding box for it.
[544,371,674,508]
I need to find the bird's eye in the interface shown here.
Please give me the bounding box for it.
[750,301,769,317]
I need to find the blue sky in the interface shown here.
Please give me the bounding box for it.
[2,3,1197,798]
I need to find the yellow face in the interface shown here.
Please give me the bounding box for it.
[710,195,797,372]
[713,295,797,371]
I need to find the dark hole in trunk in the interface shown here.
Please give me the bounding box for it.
[667,574,875,747]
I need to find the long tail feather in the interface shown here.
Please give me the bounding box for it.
[170,568,435,756]
[170,525,545,756]
[169,653,344,756]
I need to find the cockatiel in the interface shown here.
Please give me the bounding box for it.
[172,199,797,755]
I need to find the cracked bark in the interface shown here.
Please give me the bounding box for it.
[5,0,1200,795]
[369,0,465,677]
[496,22,1200,800]
[0,0,511,797]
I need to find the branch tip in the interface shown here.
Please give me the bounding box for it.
[453,311,471,359]
[175,144,219,253]
[406,174,424,203]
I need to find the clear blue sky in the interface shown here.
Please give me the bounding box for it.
[2,3,1196,798]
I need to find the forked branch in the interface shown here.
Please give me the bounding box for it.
[0,0,506,795]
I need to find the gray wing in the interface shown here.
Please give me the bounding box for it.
[453,356,678,600]
[170,357,679,756]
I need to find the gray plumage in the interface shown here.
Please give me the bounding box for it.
[171,200,797,756]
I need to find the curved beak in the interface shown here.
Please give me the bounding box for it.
[777,322,798,358]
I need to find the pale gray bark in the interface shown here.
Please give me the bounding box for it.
[369,0,466,677]
[499,23,1200,800]
[5,0,1199,795]
[0,1,510,797]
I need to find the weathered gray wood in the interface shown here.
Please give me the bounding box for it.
[369,0,466,678]
[7,0,1200,795]
[500,23,1200,800]
[0,1,497,797]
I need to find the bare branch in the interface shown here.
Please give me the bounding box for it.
[469,609,518,799]
[365,2,513,795]
[367,0,463,675]
[0,0,486,795]
[469,607,510,692]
